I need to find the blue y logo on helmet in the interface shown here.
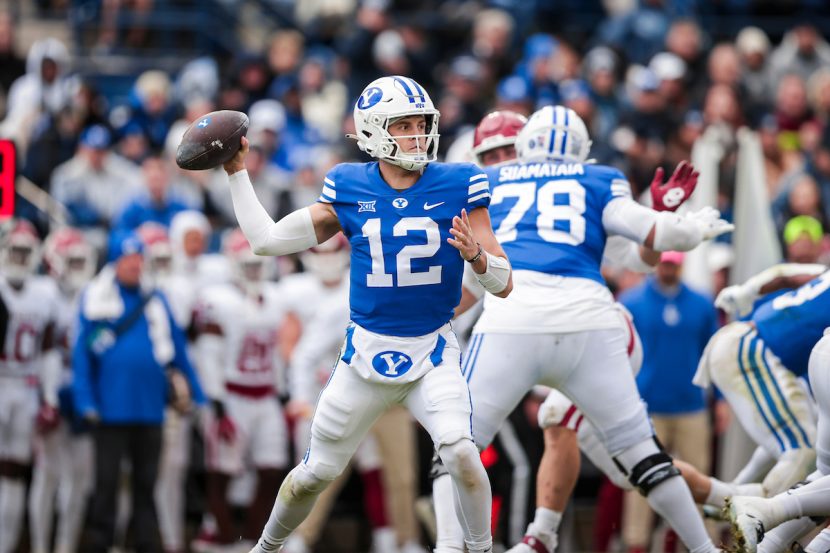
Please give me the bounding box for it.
[357,87,383,110]
[372,351,413,378]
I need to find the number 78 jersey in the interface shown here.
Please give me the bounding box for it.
[485,161,631,285]
[319,161,491,337]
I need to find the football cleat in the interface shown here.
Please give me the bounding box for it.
[726,496,768,553]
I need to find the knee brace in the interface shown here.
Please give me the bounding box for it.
[614,438,681,497]
[284,463,332,502]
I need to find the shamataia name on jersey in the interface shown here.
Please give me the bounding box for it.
[752,270,830,377]
[318,161,490,337]
[485,161,631,285]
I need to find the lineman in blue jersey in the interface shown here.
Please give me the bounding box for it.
[702,265,830,553]
[223,75,513,553]
[440,105,733,553]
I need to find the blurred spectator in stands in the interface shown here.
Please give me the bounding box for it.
[169,210,230,287]
[808,67,830,127]
[769,23,830,87]
[493,74,533,116]
[702,83,744,131]
[231,53,271,113]
[437,56,489,151]
[267,29,305,80]
[373,29,410,77]
[619,251,718,553]
[73,80,110,130]
[618,67,673,145]
[707,43,742,92]
[208,141,292,230]
[97,0,154,51]
[664,110,704,173]
[72,230,204,553]
[115,70,176,152]
[783,215,823,263]
[561,78,614,163]
[548,39,582,83]
[774,74,813,153]
[0,12,25,112]
[596,0,671,65]
[114,154,190,232]
[298,52,348,142]
[757,114,788,198]
[471,9,516,81]
[650,51,690,120]
[736,26,772,108]
[174,57,220,109]
[584,46,622,146]
[337,1,390,97]
[774,173,826,234]
[116,121,150,165]
[514,34,559,109]
[0,38,72,151]
[665,19,706,99]
[22,105,84,189]
[269,74,325,172]
[51,125,141,247]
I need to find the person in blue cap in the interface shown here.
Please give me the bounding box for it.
[72,230,205,553]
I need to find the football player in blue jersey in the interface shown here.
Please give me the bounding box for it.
[727,324,830,553]
[435,104,734,553]
[223,75,512,553]
[689,264,830,553]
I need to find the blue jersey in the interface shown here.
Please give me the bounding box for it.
[318,162,490,337]
[752,271,830,377]
[485,161,631,284]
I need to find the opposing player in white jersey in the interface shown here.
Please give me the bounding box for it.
[28,227,97,553]
[437,104,733,553]
[223,75,513,553]
[0,220,61,553]
[194,228,290,549]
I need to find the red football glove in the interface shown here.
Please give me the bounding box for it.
[36,404,60,434]
[216,415,237,443]
[650,160,699,212]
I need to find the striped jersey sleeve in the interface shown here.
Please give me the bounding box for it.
[317,174,337,204]
[610,177,632,199]
[466,171,491,209]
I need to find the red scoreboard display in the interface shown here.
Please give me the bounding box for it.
[0,139,13,220]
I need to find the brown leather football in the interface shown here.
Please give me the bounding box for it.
[175,110,249,170]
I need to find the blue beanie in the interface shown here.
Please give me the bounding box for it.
[108,230,144,262]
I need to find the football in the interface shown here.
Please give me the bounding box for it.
[175,110,249,171]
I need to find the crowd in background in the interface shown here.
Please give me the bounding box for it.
[2,0,830,552]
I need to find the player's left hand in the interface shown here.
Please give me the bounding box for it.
[36,403,60,434]
[715,284,755,318]
[448,209,481,261]
[650,160,699,212]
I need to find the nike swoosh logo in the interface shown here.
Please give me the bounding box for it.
[423,202,445,210]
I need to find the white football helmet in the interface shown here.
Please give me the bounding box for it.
[351,76,440,171]
[43,226,97,293]
[1,219,42,285]
[137,222,174,279]
[301,233,350,285]
[516,105,592,164]
[223,228,271,294]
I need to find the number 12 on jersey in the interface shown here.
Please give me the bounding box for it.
[362,217,443,288]
[491,179,586,245]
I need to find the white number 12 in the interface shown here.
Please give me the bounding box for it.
[362,217,442,287]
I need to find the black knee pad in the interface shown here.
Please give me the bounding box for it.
[0,460,29,479]
[628,452,681,496]
[428,450,448,481]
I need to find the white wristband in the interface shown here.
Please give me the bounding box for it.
[475,253,511,295]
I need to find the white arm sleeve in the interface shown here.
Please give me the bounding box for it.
[228,170,318,256]
[602,235,654,273]
[601,197,658,244]
[475,253,511,295]
[743,263,827,295]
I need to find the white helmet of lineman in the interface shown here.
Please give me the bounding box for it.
[516,105,592,164]
[351,75,440,171]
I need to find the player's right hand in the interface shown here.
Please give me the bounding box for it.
[223,136,250,175]
[715,284,756,318]
[650,160,699,212]
[36,403,60,434]
[686,206,734,240]
[286,400,313,421]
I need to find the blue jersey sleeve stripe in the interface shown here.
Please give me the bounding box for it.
[469,173,488,182]
[317,196,333,204]
[324,177,336,188]
[322,185,336,199]
[468,191,490,203]
[468,181,489,195]
[611,180,631,197]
